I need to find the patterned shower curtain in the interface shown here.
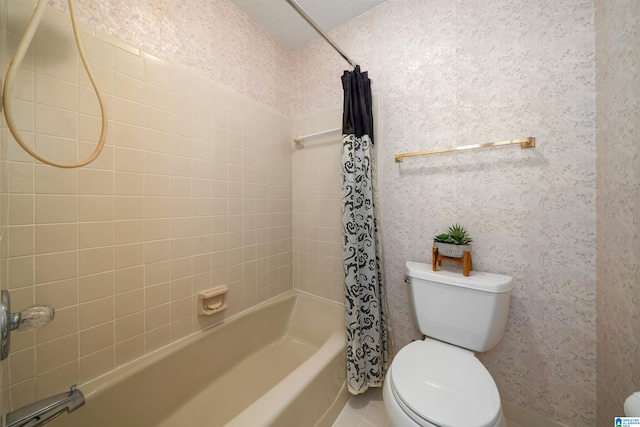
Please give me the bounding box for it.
[341,66,388,395]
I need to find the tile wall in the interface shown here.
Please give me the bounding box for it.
[291,100,381,304]
[292,108,345,303]
[2,1,292,408]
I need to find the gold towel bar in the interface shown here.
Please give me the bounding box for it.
[395,137,536,163]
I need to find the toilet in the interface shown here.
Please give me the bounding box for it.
[383,261,513,427]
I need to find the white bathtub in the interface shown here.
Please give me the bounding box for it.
[48,290,349,427]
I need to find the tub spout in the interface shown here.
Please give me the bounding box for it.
[6,385,85,427]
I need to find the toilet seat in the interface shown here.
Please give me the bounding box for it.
[389,339,501,427]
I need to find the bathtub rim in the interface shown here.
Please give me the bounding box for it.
[77,289,344,400]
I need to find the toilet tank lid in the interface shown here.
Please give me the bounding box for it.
[406,261,513,293]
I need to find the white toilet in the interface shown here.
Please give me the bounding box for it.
[383,261,513,427]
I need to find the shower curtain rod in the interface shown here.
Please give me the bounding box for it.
[284,0,357,68]
[293,127,342,148]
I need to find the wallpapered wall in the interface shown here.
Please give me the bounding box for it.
[290,1,597,425]
[595,0,640,424]
[48,0,295,116]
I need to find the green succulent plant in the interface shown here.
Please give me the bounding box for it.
[434,224,473,245]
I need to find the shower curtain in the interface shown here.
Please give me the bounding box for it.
[341,66,388,395]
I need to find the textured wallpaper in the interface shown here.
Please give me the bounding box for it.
[595,0,640,424]
[48,0,295,116]
[291,0,597,425]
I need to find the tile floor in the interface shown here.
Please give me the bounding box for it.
[332,387,521,427]
[332,388,391,427]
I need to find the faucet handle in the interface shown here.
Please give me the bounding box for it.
[1,291,56,360]
[10,305,55,331]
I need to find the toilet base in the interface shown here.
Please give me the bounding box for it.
[382,367,506,427]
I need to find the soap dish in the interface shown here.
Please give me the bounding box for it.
[198,286,228,316]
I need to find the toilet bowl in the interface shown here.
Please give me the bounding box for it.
[383,340,505,427]
[383,262,513,427]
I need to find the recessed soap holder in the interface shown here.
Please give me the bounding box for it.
[198,286,228,316]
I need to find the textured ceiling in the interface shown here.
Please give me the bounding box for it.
[229,0,387,51]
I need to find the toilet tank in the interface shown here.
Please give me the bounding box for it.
[405,261,513,352]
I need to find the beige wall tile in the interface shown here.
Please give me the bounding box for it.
[35,251,77,284]
[170,277,192,301]
[8,162,34,194]
[145,283,169,308]
[9,348,35,385]
[114,196,143,220]
[114,171,143,196]
[8,194,33,225]
[144,261,170,286]
[79,221,114,249]
[8,225,33,257]
[35,195,77,224]
[113,98,144,127]
[34,74,77,111]
[34,105,77,139]
[114,220,143,245]
[115,72,144,103]
[144,240,170,265]
[79,347,115,384]
[78,196,113,222]
[36,334,78,375]
[143,218,170,241]
[170,237,191,260]
[144,152,171,176]
[143,197,170,219]
[145,305,170,331]
[144,174,170,196]
[113,242,143,270]
[78,169,113,195]
[115,289,144,319]
[78,139,113,171]
[35,279,78,309]
[78,86,113,120]
[115,49,144,80]
[35,362,79,400]
[79,271,114,303]
[36,306,78,344]
[34,44,77,83]
[79,297,114,330]
[33,135,78,164]
[170,154,191,176]
[144,128,171,154]
[114,265,144,294]
[115,312,144,344]
[170,316,192,342]
[79,322,114,357]
[78,246,113,277]
[114,122,145,150]
[115,335,144,366]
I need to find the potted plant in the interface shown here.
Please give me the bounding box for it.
[433,224,473,259]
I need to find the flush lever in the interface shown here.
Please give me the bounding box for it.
[1,290,55,361]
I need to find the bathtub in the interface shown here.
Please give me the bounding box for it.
[48,290,349,427]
